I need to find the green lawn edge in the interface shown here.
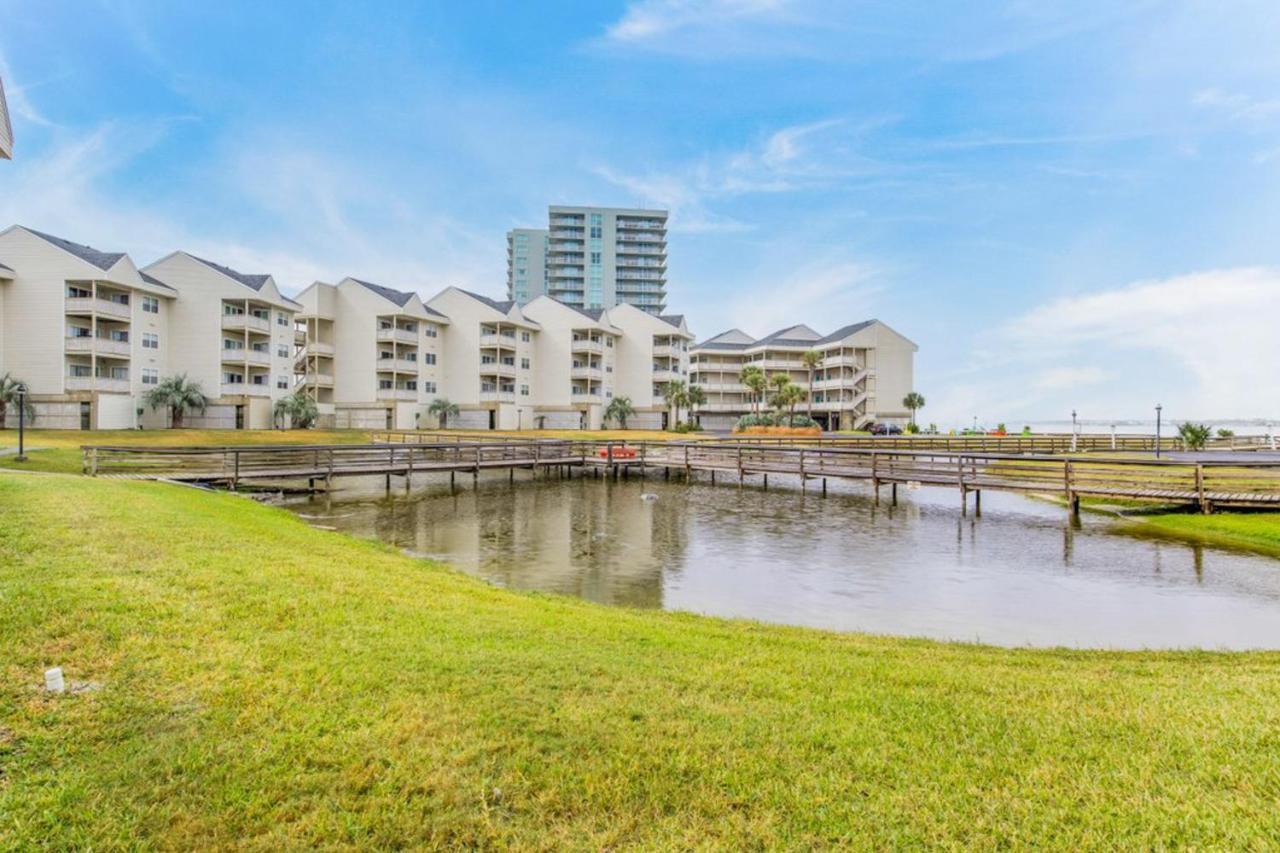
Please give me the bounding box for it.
[3,472,1280,847]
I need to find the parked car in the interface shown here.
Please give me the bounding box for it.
[870,423,903,435]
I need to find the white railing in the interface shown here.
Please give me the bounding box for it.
[66,376,131,393]
[66,296,132,319]
[377,357,419,372]
[571,339,603,354]
[66,336,131,357]
[245,349,271,366]
[222,313,271,333]
[479,362,516,377]
[376,327,417,345]
[303,373,334,386]
[571,366,602,380]
[305,341,335,356]
[480,390,515,402]
[376,388,418,401]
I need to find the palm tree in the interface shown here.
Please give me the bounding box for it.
[661,379,688,429]
[781,383,806,426]
[0,373,35,431]
[768,373,792,416]
[686,385,706,426]
[801,350,822,419]
[740,365,766,416]
[144,374,209,429]
[428,397,461,429]
[604,395,635,429]
[902,391,926,428]
[272,392,319,429]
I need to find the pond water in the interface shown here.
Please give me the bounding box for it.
[285,471,1280,650]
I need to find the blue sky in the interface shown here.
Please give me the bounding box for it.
[2,0,1279,425]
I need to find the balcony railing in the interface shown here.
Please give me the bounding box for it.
[376,327,417,345]
[571,388,603,401]
[571,366,602,380]
[302,373,334,387]
[222,313,271,333]
[571,339,603,355]
[479,362,516,377]
[479,390,515,402]
[245,349,272,366]
[220,382,271,398]
[66,296,132,319]
[479,333,517,348]
[66,336,131,357]
[303,341,335,356]
[66,376,130,393]
[376,388,418,401]
[377,357,419,372]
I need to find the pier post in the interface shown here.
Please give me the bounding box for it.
[961,487,967,515]
[710,470,715,484]
[975,489,981,516]
[822,478,827,496]
[763,473,768,490]
[891,482,897,506]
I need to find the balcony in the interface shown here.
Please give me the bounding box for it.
[376,327,417,345]
[652,344,681,358]
[66,296,132,320]
[303,341,335,357]
[221,383,271,398]
[377,388,418,401]
[66,336,131,357]
[222,313,271,333]
[66,376,130,393]
[616,233,665,245]
[377,357,419,372]
[571,339,603,355]
[480,390,515,403]
[822,354,860,368]
[479,333,517,348]
[245,349,272,366]
[302,373,334,387]
[651,368,680,382]
[571,388,603,402]
[550,229,584,239]
[616,219,665,231]
[479,362,516,378]
[571,366,602,381]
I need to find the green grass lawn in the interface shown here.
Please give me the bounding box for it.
[4,473,1280,847]
[1123,512,1280,557]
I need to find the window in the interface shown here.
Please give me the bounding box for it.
[404,380,418,391]
[69,364,92,378]
[109,293,130,306]
[378,379,393,390]
[223,372,244,384]
[277,345,289,358]
[67,285,91,299]
[606,338,613,348]
[142,296,160,314]
[424,381,437,394]
[252,374,268,386]
[521,331,531,342]
[520,384,530,396]
[277,377,288,389]
[68,325,92,338]
[520,358,530,369]
[425,324,437,338]
[223,338,244,351]
[406,352,418,362]
[424,353,436,365]
[143,333,159,349]
[223,303,244,315]
[590,251,601,265]
[276,312,288,326]
[142,368,159,385]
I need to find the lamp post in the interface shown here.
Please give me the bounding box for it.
[15,382,27,462]
[1155,404,1163,458]
[1071,409,1077,434]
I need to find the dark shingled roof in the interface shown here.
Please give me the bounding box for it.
[137,271,179,293]
[814,320,876,345]
[0,260,12,273]
[192,255,271,291]
[26,228,125,271]
[353,279,446,318]
[458,288,516,314]
[658,314,684,329]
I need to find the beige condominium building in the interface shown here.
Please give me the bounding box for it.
[426,288,539,430]
[521,296,621,429]
[510,205,668,316]
[0,225,176,429]
[606,303,693,429]
[141,252,301,429]
[0,74,13,160]
[689,321,917,431]
[293,278,448,430]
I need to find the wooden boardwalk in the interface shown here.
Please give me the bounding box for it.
[83,439,1280,513]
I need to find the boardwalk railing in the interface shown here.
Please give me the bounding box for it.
[372,430,1274,454]
[84,439,1280,511]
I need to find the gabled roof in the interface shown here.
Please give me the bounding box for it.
[191,255,271,291]
[694,328,754,349]
[352,278,447,318]
[756,324,821,347]
[658,314,685,329]
[814,320,877,346]
[25,228,126,271]
[137,271,179,293]
[457,288,516,314]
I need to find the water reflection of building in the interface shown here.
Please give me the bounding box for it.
[359,475,691,609]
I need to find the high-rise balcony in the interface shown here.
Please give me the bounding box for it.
[223,313,271,333]
[571,339,603,355]
[66,296,132,320]
[302,341,335,357]
[376,388,418,401]
[377,356,419,372]
[376,327,417,345]
[479,362,516,378]
[570,365,602,381]
[245,349,272,366]
[479,389,515,402]
[66,375,131,393]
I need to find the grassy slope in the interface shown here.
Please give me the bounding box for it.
[3,475,1280,847]
[1127,512,1280,557]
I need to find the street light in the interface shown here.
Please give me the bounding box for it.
[1155,404,1164,456]
[1071,409,1078,435]
[15,382,27,462]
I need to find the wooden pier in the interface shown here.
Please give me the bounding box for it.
[83,439,1280,513]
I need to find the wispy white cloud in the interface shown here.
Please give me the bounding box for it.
[1192,88,1280,122]
[605,0,793,43]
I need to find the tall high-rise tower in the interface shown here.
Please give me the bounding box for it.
[545,206,667,315]
[506,228,548,305]
[0,75,14,160]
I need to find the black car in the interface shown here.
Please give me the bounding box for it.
[869,423,903,436]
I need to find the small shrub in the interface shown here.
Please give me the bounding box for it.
[1177,422,1212,451]
[904,422,920,434]
[671,422,703,433]
[1217,428,1235,438]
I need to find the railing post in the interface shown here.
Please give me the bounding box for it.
[1196,463,1207,514]
[232,449,240,491]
